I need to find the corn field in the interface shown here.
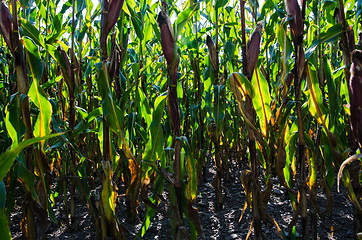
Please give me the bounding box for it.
[0,0,361,239]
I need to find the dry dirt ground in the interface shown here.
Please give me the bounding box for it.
[10,153,354,239]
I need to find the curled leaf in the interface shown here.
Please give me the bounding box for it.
[337,154,362,192]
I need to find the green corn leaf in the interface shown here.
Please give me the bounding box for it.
[177,80,183,102]
[305,23,343,59]
[23,37,52,146]
[45,14,66,45]
[85,0,93,22]
[17,163,38,202]
[0,182,5,211]
[126,112,136,143]
[215,0,228,10]
[23,37,43,80]
[0,210,11,240]
[213,85,225,135]
[137,87,152,128]
[176,3,199,39]
[77,0,86,15]
[101,162,116,222]
[127,2,143,40]
[139,201,157,237]
[143,94,167,162]
[308,151,318,189]
[251,68,271,138]
[20,18,45,47]
[5,95,24,145]
[228,72,255,98]
[0,133,63,182]
[304,132,317,188]
[138,174,165,237]
[135,122,148,143]
[285,125,298,189]
[322,130,335,189]
[97,62,123,136]
[182,136,197,202]
[20,18,68,69]
[306,62,328,125]
[276,23,293,62]
[323,57,339,132]
[357,0,362,21]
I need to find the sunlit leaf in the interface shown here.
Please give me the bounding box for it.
[143,94,167,162]
[23,37,52,146]
[306,62,328,125]
[251,68,271,137]
[305,24,343,59]
[21,18,69,69]
[229,72,255,98]
[175,3,199,38]
[101,162,116,222]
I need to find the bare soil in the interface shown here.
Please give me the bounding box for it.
[10,153,354,240]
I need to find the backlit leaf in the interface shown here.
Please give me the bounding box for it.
[176,3,199,38]
[23,37,52,146]
[306,62,328,125]
[143,94,167,162]
[251,68,271,137]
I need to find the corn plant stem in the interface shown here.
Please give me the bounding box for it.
[313,3,322,236]
[100,0,111,164]
[337,0,356,151]
[67,0,78,227]
[79,19,83,89]
[240,1,262,239]
[300,2,309,238]
[240,0,247,78]
[222,11,230,180]
[183,75,190,141]
[214,6,219,84]
[44,0,50,85]
[169,66,182,179]
[11,1,36,238]
[165,58,183,239]
[86,30,95,180]
[212,0,223,208]
[337,0,353,87]
[114,16,123,102]
[294,43,308,240]
[337,2,362,233]
[194,9,206,182]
